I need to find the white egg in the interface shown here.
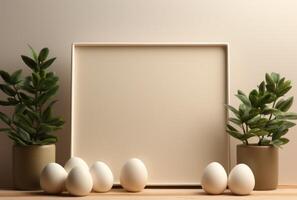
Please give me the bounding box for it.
[228,164,255,195]
[65,166,93,196]
[120,158,148,192]
[40,163,67,194]
[64,157,89,173]
[201,162,227,194]
[90,161,113,192]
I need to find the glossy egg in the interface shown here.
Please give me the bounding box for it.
[65,166,93,196]
[40,163,67,194]
[90,161,113,192]
[120,158,148,192]
[228,164,255,195]
[64,157,89,173]
[201,162,227,194]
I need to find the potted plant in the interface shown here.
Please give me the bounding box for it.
[0,46,64,190]
[226,72,297,190]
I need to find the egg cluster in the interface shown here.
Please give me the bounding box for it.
[41,158,255,196]
[40,157,148,196]
[201,162,255,195]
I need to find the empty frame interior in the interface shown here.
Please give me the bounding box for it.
[72,43,229,186]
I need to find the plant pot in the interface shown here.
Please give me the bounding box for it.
[13,144,55,190]
[237,144,278,190]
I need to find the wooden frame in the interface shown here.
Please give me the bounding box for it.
[71,42,230,186]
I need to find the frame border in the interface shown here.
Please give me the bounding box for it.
[70,42,230,186]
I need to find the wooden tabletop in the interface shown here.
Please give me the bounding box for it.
[1,186,297,199]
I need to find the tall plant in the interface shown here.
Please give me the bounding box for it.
[226,72,297,147]
[0,46,64,145]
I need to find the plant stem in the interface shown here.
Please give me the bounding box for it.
[12,85,22,104]
[242,123,249,145]
[268,100,277,120]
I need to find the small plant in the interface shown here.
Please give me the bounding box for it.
[226,72,297,147]
[0,46,64,145]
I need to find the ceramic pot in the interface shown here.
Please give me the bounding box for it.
[237,144,278,190]
[13,144,55,190]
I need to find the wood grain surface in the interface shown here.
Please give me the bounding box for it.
[1,186,297,199]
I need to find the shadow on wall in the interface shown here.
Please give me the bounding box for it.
[0,136,13,188]
[0,105,13,188]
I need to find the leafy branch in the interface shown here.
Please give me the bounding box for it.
[0,46,64,145]
[226,72,297,148]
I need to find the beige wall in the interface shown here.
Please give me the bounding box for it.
[0,0,297,187]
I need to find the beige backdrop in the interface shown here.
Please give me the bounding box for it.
[0,0,297,187]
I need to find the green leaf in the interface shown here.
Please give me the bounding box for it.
[266,73,275,85]
[39,123,60,133]
[0,84,16,96]
[36,85,59,105]
[40,58,56,70]
[0,100,15,106]
[8,133,27,146]
[21,55,37,71]
[0,111,10,125]
[272,128,288,140]
[47,117,64,127]
[278,77,285,87]
[17,129,32,142]
[238,104,252,122]
[246,115,261,124]
[226,105,239,117]
[271,138,290,147]
[10,69,22,84]
[236,94,251,107]
[266,84,276,93]
[228,117,242,125]
[248,118,268,129]
[279,137,289,145]
[237,90,246,96]
[276,97,293,112]
[227,124,238,131]
[19,92,34,106]
[38,48,49,62]
[24,109,40,122]
[248,128,269,136]
[275,98,285,109]
[241,133,254,140]
[277,85,292,97]
[248,108,260,119]
[276,112,297,120]
[7,97,18,105]
[46,72,55,78]
[39,77,58,91]
[15,113,32,127]
[28,45,38,62]
[271,72,280,83]
[281,121,296,129]
[42,100,58,122]
[39,136,57,145]
[15,104,26,114]
[0,128,10,132]
[262,107,279,115]
[277,80,291,96]
[13,120,35,135]
[226,129,243,140]
[21,83,35,94]
[258,81,266,95]
[249,89,258,107]
[0,70,11,83]
[258,92,275,105]
[32,72,40,88]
